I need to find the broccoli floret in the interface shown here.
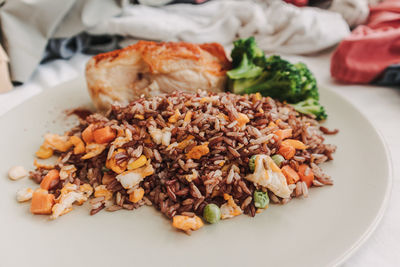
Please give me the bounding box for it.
[227,37,265,80]
[227,53,263,79]
[294,62,319,101]
[292,98,327,121]
[230,37,265,68]
[227,37,327,120]
[230,55,303,102]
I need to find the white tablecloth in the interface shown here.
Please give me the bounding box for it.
[1,51,399,266]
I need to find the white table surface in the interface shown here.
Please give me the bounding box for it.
[1,50,399,266]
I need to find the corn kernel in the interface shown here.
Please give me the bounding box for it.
[127,155,147,170]
[35,145,54,159]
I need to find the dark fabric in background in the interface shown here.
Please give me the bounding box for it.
[42,33,122,63]
[375,64,400,86]
[41,0,210,63]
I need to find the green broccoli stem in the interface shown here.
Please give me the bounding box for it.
[227,53,263,79]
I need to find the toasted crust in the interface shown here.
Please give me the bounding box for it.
[86,41,231,111]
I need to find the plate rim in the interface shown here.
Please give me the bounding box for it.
[320,88,393,267]
[0,79,394,267]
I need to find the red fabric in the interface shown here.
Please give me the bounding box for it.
[284,0,308,7]
[331,0,400,83]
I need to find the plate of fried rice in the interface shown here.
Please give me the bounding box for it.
[0,78,391,267]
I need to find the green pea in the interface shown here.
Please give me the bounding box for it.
[271,154,285,167]
[203,203,221,224]
[249,155,257,172]
[253,190,269,209]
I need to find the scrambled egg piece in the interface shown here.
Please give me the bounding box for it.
[79,183,94,198]
[220,194,243,219]
[59,165,77,180]
[148,126,171,146]
[44,133,73,152]
[51,183,93,220]
[81,143,106,160]
[112,129,133,148]
[69,136,85,154]
[172,215,204,233]
[186,142,209,159]
[148,126,162,144]
[8,165,28,180]
[33,159,55,170]
[16,187,33,202]
[245,155,292,199]
[60,183,78,195]
[116,164,154,189]
[129,187,145,203]
[94,185,113,200]
[161,129,171,146]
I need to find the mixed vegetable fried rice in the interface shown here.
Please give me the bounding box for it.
[12,90,337,234]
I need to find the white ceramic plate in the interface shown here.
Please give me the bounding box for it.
[0,78,391,267]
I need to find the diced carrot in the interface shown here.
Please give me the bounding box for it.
[298,164,314,187]
[281,139,307,150]
[30,189,55,215]
[93,126,116,144]
[274,129,292,141]
[40,169,60,190]
[278,145,296,160]
[281,165,300,184]
[186,142,209,159]
[82,124,94,144]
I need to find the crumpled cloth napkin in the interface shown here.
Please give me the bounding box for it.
[0,0,350,84]
[0,0,126,83]
[90,0,350,54]
[329,0,370,27]
[331,0,400,84]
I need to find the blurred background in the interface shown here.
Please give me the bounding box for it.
[0,0,398,93]
[0,0,399,266]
